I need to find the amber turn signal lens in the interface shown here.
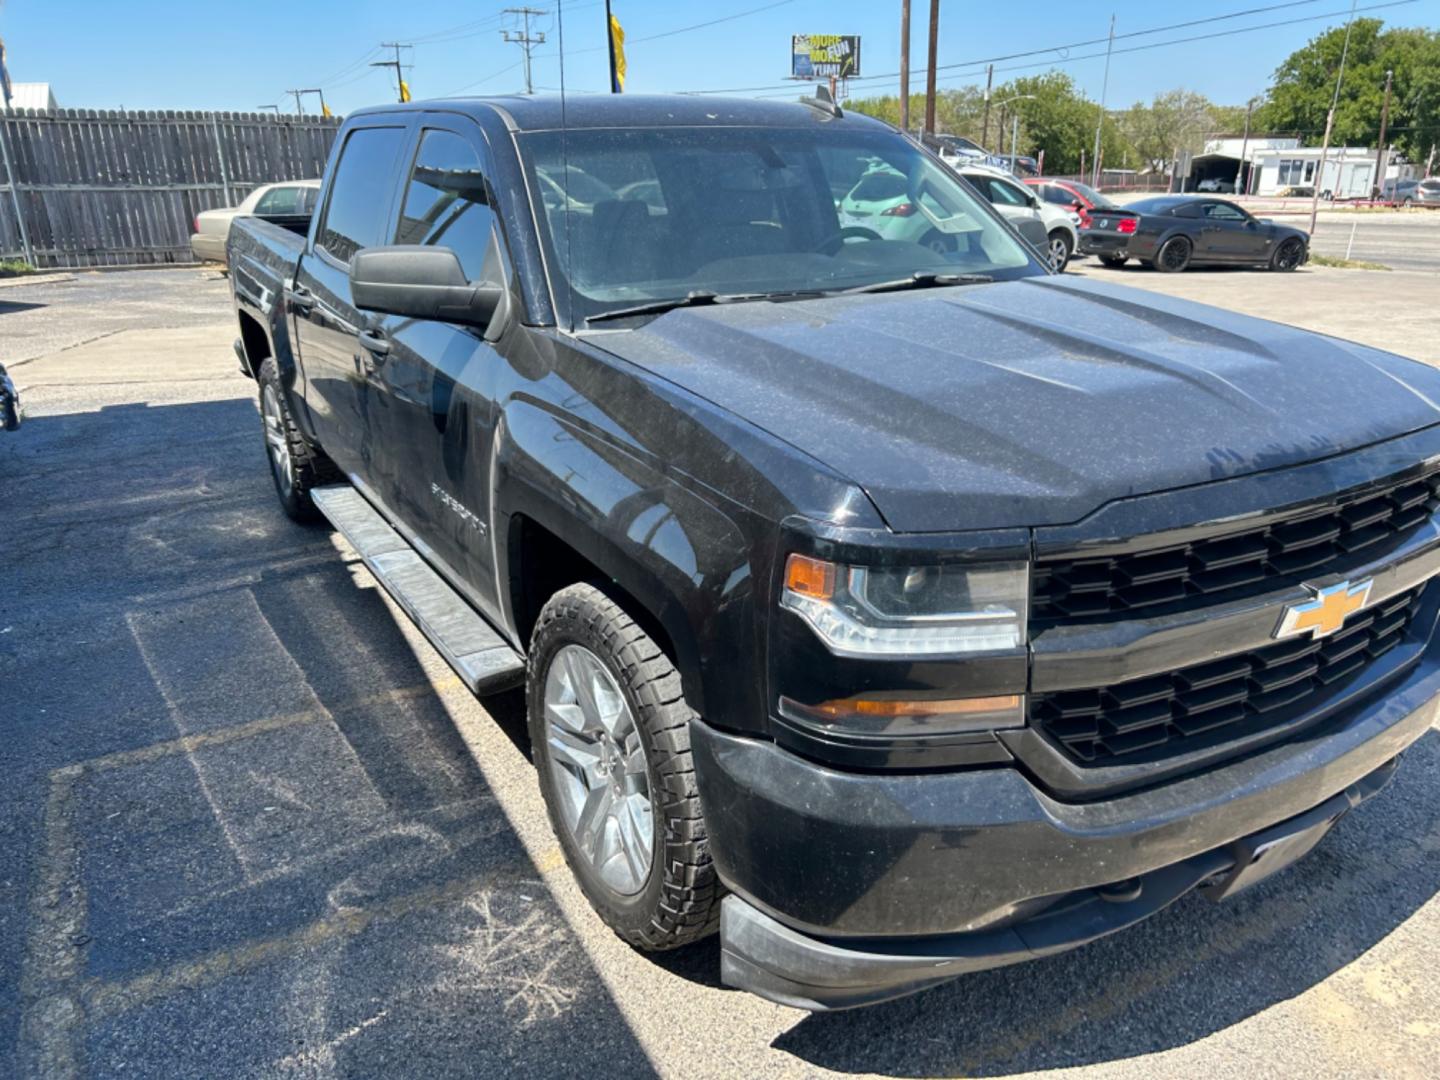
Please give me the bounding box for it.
[806,695,1021,718]
[784,554,836,601]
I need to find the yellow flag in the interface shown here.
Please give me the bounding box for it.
[321,102,334,119]
[609,13,626,93]
[399,80,412,103]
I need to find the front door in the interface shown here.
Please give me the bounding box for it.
[290,122,411,493]
[366,118,511,618]
[1198,201,1265,261]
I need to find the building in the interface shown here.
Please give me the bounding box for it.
[1250,146,1378,197]
[1186,137,1299,193]
[5,82,58,110]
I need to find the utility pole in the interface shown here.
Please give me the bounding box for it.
[898,0,911,134]
[502,8,548,95]
[1309,0,1357,236]
[371,43,413,103]
[1234,97,1256,195]
[923,0,939,136]
[981,64,993,150]
[287,89,306,115]
[1372,67,1393,199]
[1090,14,1116,189]
[257,104,281,114]
[298,88,331,117]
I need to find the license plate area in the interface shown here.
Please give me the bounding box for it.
[1199,792,1351,903]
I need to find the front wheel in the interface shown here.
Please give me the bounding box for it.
[1098,253,1127,268]
[1270,237,1305,272]
[528,583,723,949]
[1155,236,1192,273]
[1047,230,1074,272]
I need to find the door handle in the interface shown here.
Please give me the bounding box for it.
[285,285,315,313]
[358,329,391,358]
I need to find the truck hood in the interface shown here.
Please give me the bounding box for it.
[583,275,1440,532]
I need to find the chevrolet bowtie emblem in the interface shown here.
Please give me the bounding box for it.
[1274,579,1374,641]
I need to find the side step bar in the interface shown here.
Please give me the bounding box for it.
[310,485,525,694]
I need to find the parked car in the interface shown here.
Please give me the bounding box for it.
[1197,178,1236,193]
[0,360,19,431]
[959,163,1079,270]
[1024,177,1121,230]
[1082,195,1308,272]
[1383,177,1440,207]
[229,94,1440,1011]
[837,158,1006,254]
[190,181,321,265]
[922,132,990,165]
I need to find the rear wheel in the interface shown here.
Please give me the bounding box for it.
[1270,237,1305,272]
[528,583,723,949]
[257,358,340,523]
[1155,236,1192,273]
[1047,230,1073,272]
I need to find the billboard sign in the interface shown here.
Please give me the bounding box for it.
[791,35,861,80]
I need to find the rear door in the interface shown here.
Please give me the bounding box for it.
[367,116,511,614]
[290,121,411,492]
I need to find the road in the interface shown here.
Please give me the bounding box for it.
[3,269,1440,1079]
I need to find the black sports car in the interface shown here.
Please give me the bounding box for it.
[1079,195,1310,273]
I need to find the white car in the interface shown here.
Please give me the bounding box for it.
[957,164,1080,271]
[190,180,321,266]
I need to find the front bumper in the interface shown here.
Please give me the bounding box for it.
[696,637,1440,1009]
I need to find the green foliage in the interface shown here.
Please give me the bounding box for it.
[1263,19,1440,162]
[1120,89,1225,172]
[0,258,36,276]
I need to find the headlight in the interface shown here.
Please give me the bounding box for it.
[780,553,1028,658]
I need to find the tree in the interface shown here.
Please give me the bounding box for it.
[1263,19,1440,163]
[847,87,986,140]
[1121,90,1218,172]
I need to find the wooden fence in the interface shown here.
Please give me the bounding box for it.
[0,109,341,269]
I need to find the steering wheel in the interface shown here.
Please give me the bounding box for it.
[815,225,883,254]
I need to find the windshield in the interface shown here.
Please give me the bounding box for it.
[1065,181,1119,210]
[519,125,1040,325]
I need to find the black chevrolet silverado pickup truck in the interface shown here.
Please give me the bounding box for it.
[228,94,1440,1010]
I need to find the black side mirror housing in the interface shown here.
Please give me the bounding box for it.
[350,245,505,332]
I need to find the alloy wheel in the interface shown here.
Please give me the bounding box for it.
[542,643,655,897]
[261,385,294,498]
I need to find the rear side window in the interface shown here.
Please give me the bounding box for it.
[1038,185,1074,206]
[317,126,407,264]
[254,186,304,215]
[395,129,496,282]
[983,177,1029,207]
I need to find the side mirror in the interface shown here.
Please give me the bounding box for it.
[350,246,503,331]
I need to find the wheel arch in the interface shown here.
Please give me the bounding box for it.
[494,401,768,733]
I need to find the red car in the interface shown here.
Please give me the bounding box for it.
[1024,178,1122,230]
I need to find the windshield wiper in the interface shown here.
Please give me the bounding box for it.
[839,271,993,296]
[584,287,834,325]
[585,290,759,325]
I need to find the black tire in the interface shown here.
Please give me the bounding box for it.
[1270,237,1305,272]
[1047,229,1074,272]
[1155,236,1192,273]
[1098,253,1127,268]
[1403,197,1414,208]
[919,228,958,256]
[256,358,340,523]
[528,583,722,950]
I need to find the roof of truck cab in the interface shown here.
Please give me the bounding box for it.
[346,94,891,133]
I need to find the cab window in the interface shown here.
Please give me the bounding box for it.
[395,129,496,282]
[316,126,407,265]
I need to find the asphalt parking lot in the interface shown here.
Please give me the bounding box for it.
[4,258,1440,1079]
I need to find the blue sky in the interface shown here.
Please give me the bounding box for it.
[3,0,1438,115]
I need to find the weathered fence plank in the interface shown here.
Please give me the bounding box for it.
[0,107,340,267]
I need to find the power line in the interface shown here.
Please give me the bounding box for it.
[370,42,414,103]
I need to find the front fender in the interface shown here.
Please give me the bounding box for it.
[494,398,769,734]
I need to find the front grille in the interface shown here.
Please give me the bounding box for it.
[1031,586,1424,765]
[1033,470,1440,623]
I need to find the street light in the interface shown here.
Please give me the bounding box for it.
[991,94,1035,173]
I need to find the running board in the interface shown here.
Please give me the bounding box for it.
[310,485,525,694]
